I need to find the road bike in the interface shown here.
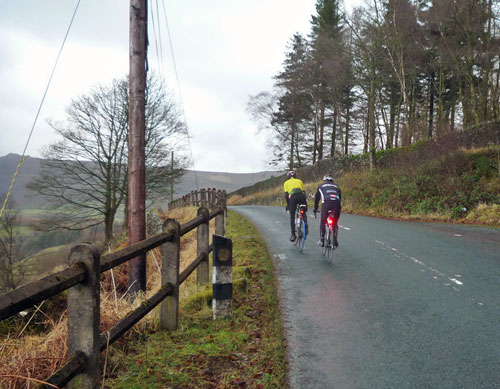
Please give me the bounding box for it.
[294,204,308,252]
[322,210,338,263]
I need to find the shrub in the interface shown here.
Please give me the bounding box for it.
[465,203,500,225]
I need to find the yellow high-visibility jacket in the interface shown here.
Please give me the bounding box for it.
[283,177,304,196]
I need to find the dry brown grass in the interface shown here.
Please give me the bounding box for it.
[0,308,68,388]
[464,203,500,226]
[226,194,243,205]
[0,206,216,388]
[228,181,321,207]
[228,186,283,206]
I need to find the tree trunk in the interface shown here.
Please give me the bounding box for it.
[104,212,114,243]
[451,100,456,133]
[376,111,385,151]
[387,84,396,149]
[437,64,445,136]
[363,114,368,154]
[409,78,417,143]
[312,110,318,165]
[369,76,376,170]
[295,127,302,167]
[289,121,295,169]
[480,0,493,122]
[344,104,350,155]
[330,105,337,158]
[318,102,325,160]
[495,63,500,121]
[428,72,435,139]
[395,99,402,148]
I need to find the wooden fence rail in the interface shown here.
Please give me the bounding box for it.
[169,188,227,210]
[0,199,227,388]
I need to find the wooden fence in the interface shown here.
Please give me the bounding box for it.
[0,200,227,388]
[169,188,227,210]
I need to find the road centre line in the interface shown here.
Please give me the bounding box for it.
[375,240,464,291]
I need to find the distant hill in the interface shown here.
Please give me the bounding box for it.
[0,153,45,207]
[0,153,282,208]
[172,170,283,197]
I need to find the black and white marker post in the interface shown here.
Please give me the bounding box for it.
[212,234,233,319]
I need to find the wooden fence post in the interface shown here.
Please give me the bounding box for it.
[197,207,210,285]
[215,201,225,236]
[213,188,217,209]
[200,188,207,208]
[67,244,100,388]
[161,219,181,330]
[222,190,227,225]
[207,188,213,210]
[222,190,227,212]
[212,234,232,319]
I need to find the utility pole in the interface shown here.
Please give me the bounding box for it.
[128,0,147,296]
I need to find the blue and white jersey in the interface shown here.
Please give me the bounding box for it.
[314,182,341,208]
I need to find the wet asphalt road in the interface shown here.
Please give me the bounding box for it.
[232,206,500,389]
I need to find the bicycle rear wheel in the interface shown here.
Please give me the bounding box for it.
[326,233,334,264]
[323,228,330,258]
[299,219,306,252]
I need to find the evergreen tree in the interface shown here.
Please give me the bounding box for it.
[273,34,313,169]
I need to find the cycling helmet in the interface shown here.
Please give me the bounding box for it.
[322,174,334,181]
[287,170,296,178]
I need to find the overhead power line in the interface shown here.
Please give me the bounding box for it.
[148,0,199,191]
[0,0,82,219]
[160,0,199,190]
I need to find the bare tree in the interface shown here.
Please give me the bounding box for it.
[246,91,290,166]
[28,75,187,243]
[382,0,424,146]
[0,196,26,292]
[347,1,386,169]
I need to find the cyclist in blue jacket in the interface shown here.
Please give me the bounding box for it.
[313,174,341,247]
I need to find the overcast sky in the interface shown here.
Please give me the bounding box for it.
[0,0,362,173]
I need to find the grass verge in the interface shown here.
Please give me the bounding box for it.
[105,209,287,388]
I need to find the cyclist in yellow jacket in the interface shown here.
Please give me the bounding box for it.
[283,171,307,241]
